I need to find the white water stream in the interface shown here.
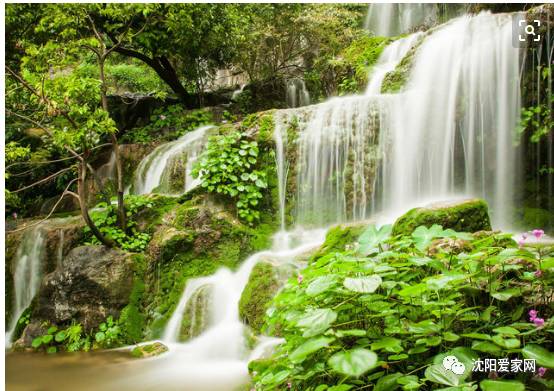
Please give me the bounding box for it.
[131,125,214,195]
[5,225,47,346]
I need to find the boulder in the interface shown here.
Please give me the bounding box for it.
[131,342,168,358]
[32,245,135,331]
[392,199,492,236]
[239,262,281,333]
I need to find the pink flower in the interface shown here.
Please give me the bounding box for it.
[537,367,547,377]
[522,232,528,240]
[535,269,543,278]
[533,317,545,327]
[287,382,292,389]
[529,310,538,321]
[297,274,303,284]
[518,239,526,248]
[532,229,545,240]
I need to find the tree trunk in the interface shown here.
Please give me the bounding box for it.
[78,162,116,248]
[98,55,126,231]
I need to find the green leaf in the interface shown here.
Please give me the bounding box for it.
[371,337,403,353]
[328,348,378,377]
[412,224,445,250]
[343,275,382,293]
[306,275,338,296]
[374,373,403,391]
[492,326,519,335]
[358,225,392,254]
[32,337,43,349]
[522,344,554,368]
[425,364,461,387]
[479,380,525,391]
[289,337,334,363]
[54,330,67,343]
[491,288,520,301]
[471,341,502,354]
[46,346,57,354]
[95,331,106,343]
[41,334,53,344]
[296,308,337,337]
[491,335,520,349]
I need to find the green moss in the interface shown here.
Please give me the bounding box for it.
[310,224,366,262]
[392,199,492,236]
[239,262,280,333]
[179,285,211,341]
[131,342,168,358]
[381,34,425,93]
[521,207,553,230]
[119,253,147,343]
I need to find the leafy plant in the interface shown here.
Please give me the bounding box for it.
[251,224,554,390]
[94,316,122,348]
[32,322,91,353]
[85,195,153,252]
[193,131,268,224]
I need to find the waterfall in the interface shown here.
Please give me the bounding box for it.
[286,78,311,108]
[375,13,521,228]
[6,225,47,346]
[131,125,214,195]
[365,3,437,36]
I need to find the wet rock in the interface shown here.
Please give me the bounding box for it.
[131,342,168,358]
[32,245,135,331]
[239,262,281,333]
[392,198,492,236]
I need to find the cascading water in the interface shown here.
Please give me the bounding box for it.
[365,3,437,36]
[374,12,521,228]
[5,225,47,346]
[131,125,214,195]
[286,78,311,108]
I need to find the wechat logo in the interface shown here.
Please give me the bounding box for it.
[443,355,466,375]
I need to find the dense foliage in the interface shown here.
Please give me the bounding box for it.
[252,225,554,390]
[85,195,153,252]
[193,132,268,224]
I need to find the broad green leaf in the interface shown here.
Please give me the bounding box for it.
[522,344,554,368]
[491,335,520,349]
[296,308,337,337]
[328,385,354,391]
[31,337,43,349]
[358,225,392,254]
[289,337,334,363]
[328,348,378,377]
[371,337,403,353]
[306,275,338,296]
[491,288,520,301]
[374,373,402,391]
[343,275,382,293]
[492,326,519,335]
[471,341,502,354]
[412,224,445,250]
[479,380,525,391]
[426,273,466,291]
[54,330,67,343]
[398,283,427,297]
[425,364,461,387]
[462,333,491,341]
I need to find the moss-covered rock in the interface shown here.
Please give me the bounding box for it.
[311,223,367,262]
[239,262,280,333]
[392,199,492,236]
[179,285,212,341]
[381,34,425,93]
[143,197,275,339]
[131,342,168,358]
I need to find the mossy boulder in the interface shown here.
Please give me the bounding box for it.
[179,285,212,341]
[392,199,492,236]
[131,342,168,358]
[381,34,425,94]
[311,223,367,262]
[239,262,280,333]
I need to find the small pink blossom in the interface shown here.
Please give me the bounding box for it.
[532,229,545,240]
[537,367,547,377]
[529,310,538,321]
[287,382,292,389]
[518,239,526,248]
[297,274,303,284]
[533,317,545,327]
[522,232,528,240]
[535,269,543,278]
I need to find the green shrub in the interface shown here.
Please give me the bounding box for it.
[85,195,153,252]
[251,224,554,390]
[193,132,268,224]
